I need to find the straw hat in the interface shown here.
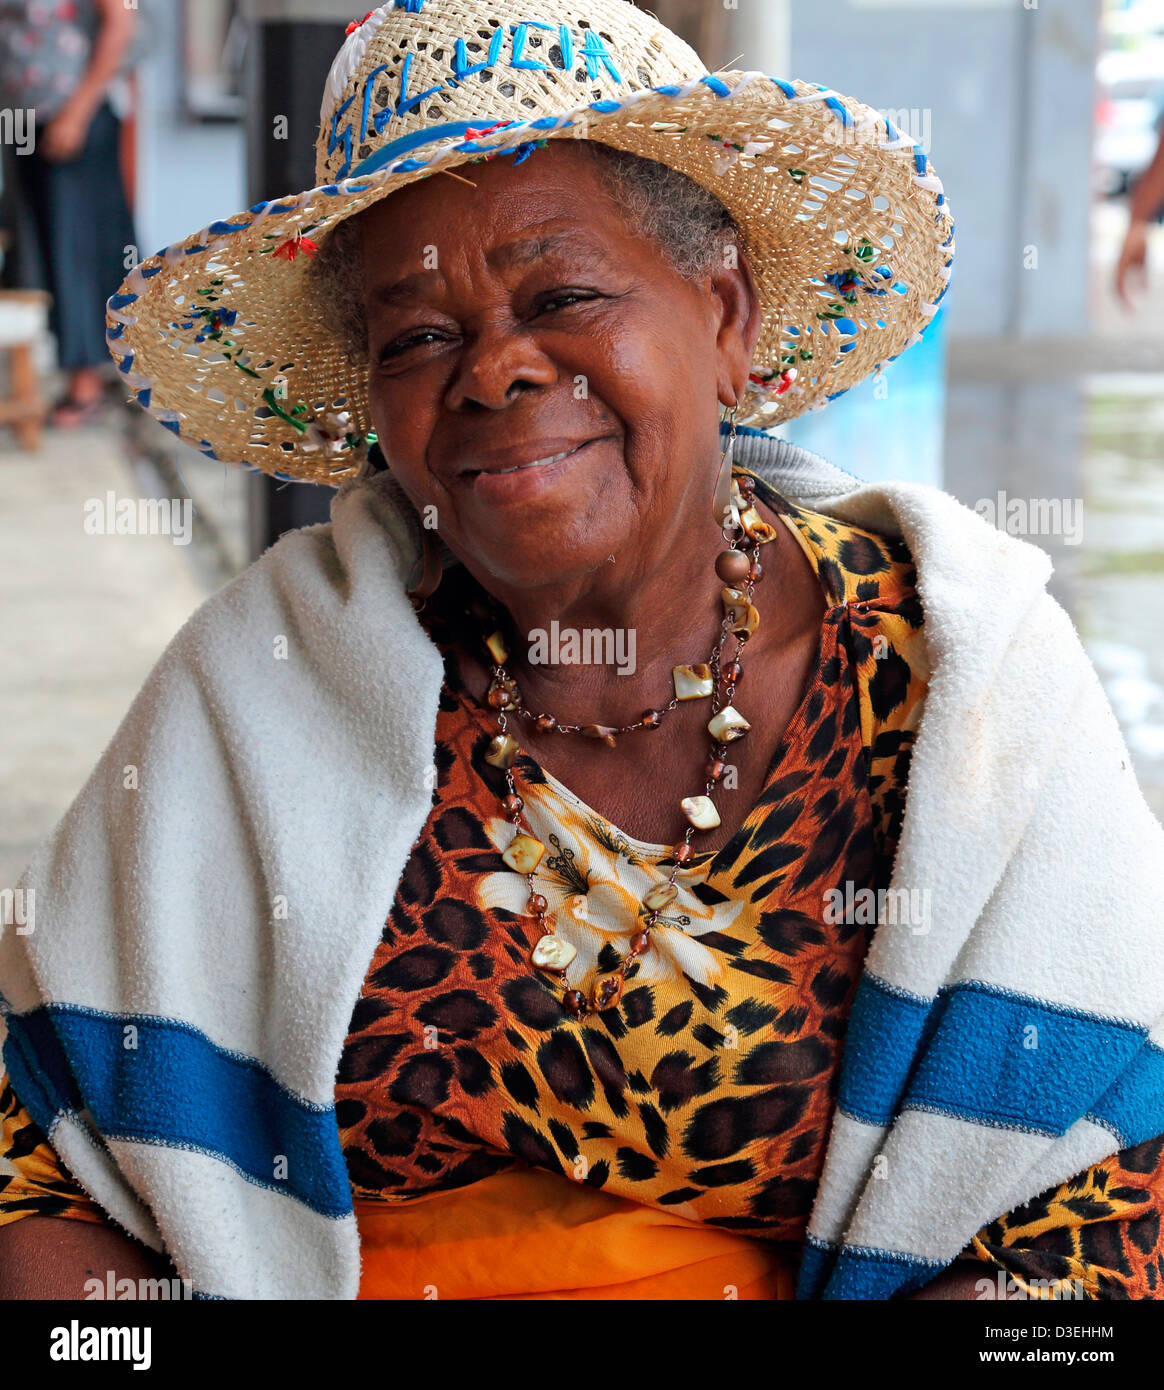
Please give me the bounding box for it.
[105,0,954,486]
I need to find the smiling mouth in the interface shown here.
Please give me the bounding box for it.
[462,440,591,479]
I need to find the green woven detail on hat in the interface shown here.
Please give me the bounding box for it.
[104,0,954,485]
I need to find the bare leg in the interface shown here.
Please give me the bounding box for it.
[0,1215,177,1299]
[50,365,107,427]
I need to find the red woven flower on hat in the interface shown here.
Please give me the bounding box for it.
[749,367,798,396]
[345,10,375,36]
[464,121,510,141]
[272,232,318,262]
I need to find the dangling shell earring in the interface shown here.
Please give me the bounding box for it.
[406,524,443,612]
[712,403,740,528]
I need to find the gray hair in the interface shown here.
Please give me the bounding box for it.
[306,142,739,364]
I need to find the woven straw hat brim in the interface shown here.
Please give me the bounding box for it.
[106,71,954,486]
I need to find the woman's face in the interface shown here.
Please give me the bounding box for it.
[359,141,760,593]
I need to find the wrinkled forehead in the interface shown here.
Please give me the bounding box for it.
[355,140,632,275]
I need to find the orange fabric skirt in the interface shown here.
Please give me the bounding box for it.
[356,1168,794,1300]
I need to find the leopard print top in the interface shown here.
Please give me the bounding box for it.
[3,472,1163,1297]
[332,481,924,1250]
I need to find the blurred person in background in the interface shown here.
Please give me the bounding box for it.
[0,0,139,428]
[1114,78,1164,306]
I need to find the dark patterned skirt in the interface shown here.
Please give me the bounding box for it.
[0,97,137,371]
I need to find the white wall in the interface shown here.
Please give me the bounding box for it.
[785,0,1100,340]
[133,1,246,262]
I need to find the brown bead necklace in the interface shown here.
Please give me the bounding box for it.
[477,468,780,1018]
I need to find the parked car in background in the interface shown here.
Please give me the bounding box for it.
[1096,47,1164,199]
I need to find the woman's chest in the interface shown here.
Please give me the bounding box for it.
[511,618,828,854]
[335,681,878,1240]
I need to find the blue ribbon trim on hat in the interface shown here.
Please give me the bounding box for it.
[350,119,512,177]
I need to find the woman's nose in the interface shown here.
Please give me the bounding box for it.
[442,326,558,411]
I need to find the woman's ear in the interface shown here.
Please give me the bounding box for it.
[709,241,763,409]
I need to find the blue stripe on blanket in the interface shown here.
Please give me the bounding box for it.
[797,1234,945,1300]
[2,1003,353,1219]
[796,1237,835,1298]
[834,973,934,1124]
[1088,1039,1164,1146]
[838,973,1155,1136]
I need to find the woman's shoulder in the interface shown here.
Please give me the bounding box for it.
[745,468,920,616]
[735,466,930,872]
[135,485,436,690]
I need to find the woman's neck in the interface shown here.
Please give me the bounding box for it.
[444,483,787,729]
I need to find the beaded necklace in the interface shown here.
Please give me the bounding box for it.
[475,464,779,1018]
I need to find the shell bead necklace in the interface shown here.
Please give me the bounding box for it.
[476,469,779,1017]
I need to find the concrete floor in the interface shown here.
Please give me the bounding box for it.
[0,407,211,890]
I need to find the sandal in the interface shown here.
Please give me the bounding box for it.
[49,393,109,429]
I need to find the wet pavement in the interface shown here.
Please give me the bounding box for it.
[944,364,1164,824]
[1076,373,1164,821]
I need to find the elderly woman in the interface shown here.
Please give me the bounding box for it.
[2,0,1164,1302]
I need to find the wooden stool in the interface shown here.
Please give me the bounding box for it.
[0,289,50,450]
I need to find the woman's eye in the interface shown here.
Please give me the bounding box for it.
[379,330,445,361]
[536,290,597,315]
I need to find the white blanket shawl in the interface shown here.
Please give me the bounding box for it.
[3,433,1163,1300]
